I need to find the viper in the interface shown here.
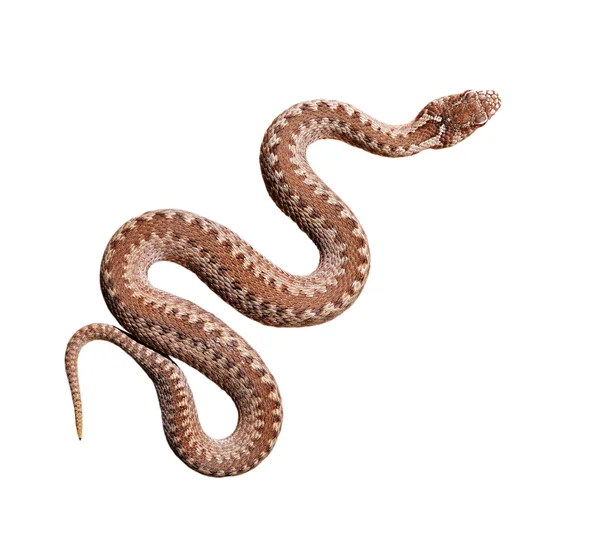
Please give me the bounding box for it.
[66,90,501,476]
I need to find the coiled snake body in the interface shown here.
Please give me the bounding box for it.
[66,90,500,476]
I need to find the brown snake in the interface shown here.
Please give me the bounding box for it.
[66,90,501,476]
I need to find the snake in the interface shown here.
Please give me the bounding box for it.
[65,90,500,476]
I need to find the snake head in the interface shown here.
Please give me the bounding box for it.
[426,90,501,148]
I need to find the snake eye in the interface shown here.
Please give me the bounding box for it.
[463,90,477,100]
[473,112,488,126]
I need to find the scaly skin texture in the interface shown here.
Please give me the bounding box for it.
[66,90,501,476]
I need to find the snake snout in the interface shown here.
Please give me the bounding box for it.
[475,90,501,123]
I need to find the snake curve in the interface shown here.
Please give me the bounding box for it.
[66,90,501,476]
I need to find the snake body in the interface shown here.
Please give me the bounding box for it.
[66,90,500,476]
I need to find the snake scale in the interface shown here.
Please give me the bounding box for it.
[66,90,500,476]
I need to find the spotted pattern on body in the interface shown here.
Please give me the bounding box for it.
[66,90,500,476]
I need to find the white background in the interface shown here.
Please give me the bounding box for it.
[1,1,598,540]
